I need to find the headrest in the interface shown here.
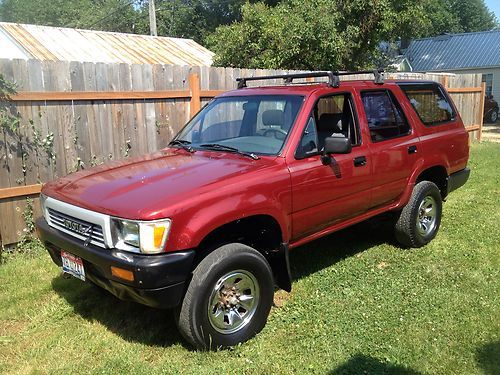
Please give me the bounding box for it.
[318,113,343,132]
[262,110,284,127]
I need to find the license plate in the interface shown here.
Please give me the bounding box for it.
[61,251,85,281]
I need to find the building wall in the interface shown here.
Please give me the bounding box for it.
[444,67,500,102]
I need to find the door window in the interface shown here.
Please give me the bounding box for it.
[296,93,359,158]
[361,90,410,142]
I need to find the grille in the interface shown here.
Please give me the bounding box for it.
[47,208,106,248]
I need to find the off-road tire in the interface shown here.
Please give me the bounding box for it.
[176,243,274,350]
[395,181,442,248]
[489,109,498,123]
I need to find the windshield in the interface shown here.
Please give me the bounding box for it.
[174,95,304,155]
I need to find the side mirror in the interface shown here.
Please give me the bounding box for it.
[325,134,352,154]
[321,135,352,165]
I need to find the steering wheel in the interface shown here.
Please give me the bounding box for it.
[263,128,288,140]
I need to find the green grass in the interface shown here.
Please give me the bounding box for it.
[1,142,499,375]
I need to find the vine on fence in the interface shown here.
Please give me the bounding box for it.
[0,73,55,254]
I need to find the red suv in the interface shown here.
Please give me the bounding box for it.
[36,71,470,349]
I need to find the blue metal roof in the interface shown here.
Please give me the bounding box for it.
[405,30,500,71]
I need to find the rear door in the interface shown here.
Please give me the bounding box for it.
[359,88,420,209]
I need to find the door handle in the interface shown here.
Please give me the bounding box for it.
[408,145,417,154]
[354,156,367,167]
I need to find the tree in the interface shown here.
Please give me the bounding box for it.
[206,0,428,70]
[132,0,279,42]
[206,0,498,71]
[0,0,140,33]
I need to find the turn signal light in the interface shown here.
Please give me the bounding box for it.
[111,266,134,282]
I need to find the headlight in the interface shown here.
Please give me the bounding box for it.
[112,219,171,254]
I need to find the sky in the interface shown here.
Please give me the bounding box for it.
[485,0,500,22]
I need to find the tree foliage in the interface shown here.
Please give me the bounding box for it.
[207,0,498,70]
[207,0,429,70]
[0,0,139,33]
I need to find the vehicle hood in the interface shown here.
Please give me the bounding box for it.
[42,148,279,219]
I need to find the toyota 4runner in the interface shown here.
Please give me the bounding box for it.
[36,70,470,349]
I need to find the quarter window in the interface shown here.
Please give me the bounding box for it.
[361,91,410,142]
[398,83,455,126]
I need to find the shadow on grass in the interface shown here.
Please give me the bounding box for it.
[290,214,398,281]
[51,276,188,349]
[476,341,500,375]
[329,354,422,374]
[50,214,397,349]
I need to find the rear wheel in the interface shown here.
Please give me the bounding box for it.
[395,181,442,248]
[489,109,498,123]
[176,243,274,350]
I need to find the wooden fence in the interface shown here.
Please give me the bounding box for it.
[0,59,484,245]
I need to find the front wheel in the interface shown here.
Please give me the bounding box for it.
[176,243,274,350]
[394,181,442,248]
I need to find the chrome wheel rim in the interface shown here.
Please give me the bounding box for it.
[417,195,437,236]
[208,270,260,334]
[492,111,498,122]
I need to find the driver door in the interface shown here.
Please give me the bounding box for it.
[287,93,372,241]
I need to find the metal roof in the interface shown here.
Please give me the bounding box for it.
[405,30,500,71]
[0,22,214,66]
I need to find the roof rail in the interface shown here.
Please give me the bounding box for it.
[236,69,385,89]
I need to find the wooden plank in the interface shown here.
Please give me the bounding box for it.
[465,125,481,132]
[189,73,201,118]
[131,64,148,154]
[446,87,482,93]
[107,62,125,159]
[82,62,103,166]
[152,64,169,149]
[0,59,18,244]
[27,59,52,183]
[200,89,226,98]
[70,61,92,168]
[142,64,157,152]
[119,63,136,157]
[11,90,192,101]
[478,82,486,142]
[95,62,114,161]
[0,184,42,199]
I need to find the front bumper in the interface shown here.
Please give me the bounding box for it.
[36,217,195,309]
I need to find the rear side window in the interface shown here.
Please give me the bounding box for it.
[361,90,411,142]
[398,83,455,126]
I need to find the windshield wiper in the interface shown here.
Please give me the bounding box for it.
[199,143,260,160]
[168,139,195,153]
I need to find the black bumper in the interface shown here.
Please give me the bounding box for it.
[36,217,195,309]
[447,167,470,195]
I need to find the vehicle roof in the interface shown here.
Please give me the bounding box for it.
[217,80,441,97]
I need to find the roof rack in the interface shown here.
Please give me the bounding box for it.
[236,69,385,89]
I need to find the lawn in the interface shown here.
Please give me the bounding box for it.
[1,142,499,375]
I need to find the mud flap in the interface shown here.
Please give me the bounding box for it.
[267,243,292,292]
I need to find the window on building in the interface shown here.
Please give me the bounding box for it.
[482,74,493,97]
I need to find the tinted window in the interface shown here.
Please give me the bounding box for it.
[399,83,455,126]
[361,91,410,142]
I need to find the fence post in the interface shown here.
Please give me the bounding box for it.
[478,82,486,142]
[441,75,449,89]
[189,73,201,119]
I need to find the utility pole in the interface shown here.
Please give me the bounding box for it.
[149,0,157,36]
